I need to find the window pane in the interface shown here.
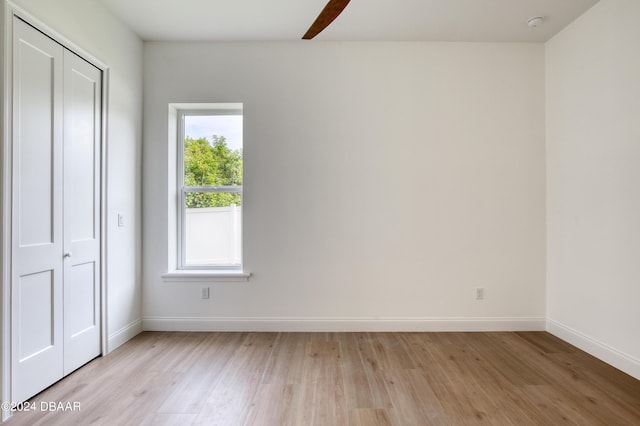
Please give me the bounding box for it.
[184,115,243,187]
[184,196,242,267]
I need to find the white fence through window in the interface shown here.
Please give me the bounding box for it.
[185,205,242,266]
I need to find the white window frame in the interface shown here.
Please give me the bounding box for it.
[176,105,243,272]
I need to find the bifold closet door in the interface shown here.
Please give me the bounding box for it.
[62,49,102,376]
[11,18,102,403]
[11,17,65,403]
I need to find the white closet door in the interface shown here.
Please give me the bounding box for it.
[62,50,102,375]
[11,18,65,403]
[11,18,102,403]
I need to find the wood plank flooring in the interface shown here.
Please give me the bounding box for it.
[4,331,640,425]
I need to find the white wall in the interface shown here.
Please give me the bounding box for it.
[4,0,144,349]
[546,0,640,379]
[143,41,546,330]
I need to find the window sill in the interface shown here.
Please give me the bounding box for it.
[161,270,252,282]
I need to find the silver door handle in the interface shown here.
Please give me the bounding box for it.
[64,252,72,258]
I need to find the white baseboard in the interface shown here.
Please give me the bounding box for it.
[142,316,545,333]
[547,319,640,380]
[107,319,143,353]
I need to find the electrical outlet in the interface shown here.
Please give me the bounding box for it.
[475,287,485,300]
[201,287,210,299]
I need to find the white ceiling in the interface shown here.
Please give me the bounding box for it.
[97,0,599,42]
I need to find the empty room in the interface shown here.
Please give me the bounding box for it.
[1,0,639,424]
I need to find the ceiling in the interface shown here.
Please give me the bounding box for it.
[97,0,600,42]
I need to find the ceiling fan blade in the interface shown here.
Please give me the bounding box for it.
[302,0,351,40]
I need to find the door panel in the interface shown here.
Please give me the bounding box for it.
[63,50,102,375]
[67,262,97,337]
[17,270,55,360]
[11,18,65,403]
[16,37,58,247]
[67,65,98,242]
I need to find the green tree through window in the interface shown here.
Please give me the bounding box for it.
[184,134,242,208]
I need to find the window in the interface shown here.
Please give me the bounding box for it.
[177,104,243,270]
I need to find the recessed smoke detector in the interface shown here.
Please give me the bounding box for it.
[527,16,544,29]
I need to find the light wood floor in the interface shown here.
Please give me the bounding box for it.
[5,331,640,425]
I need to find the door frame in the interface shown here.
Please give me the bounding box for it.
[1,2,110,418]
